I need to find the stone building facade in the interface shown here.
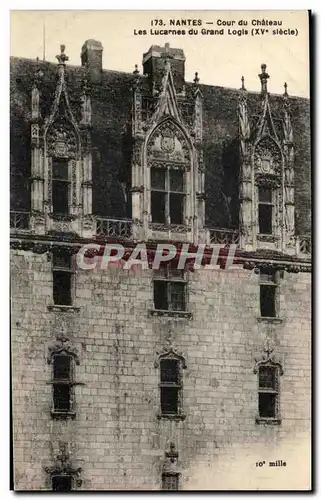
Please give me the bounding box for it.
[10,41,311,491]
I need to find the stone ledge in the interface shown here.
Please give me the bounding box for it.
[50,410,76,420]
[149,309,192,319]
[255,416,282,426]
[257,317,284,324]
[47,305,81,313]
[157,412,186,421]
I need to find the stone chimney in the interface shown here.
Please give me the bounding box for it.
[81,40,103,82]
[142,43,185,93]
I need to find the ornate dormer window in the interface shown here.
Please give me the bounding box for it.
[239,64,290,251]
[254,346,283,425]
[147,118,191,231]
[155,346,186,420]
[131,48,204,243]
[254,136,282,241]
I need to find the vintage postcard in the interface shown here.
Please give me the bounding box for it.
[10,10,311,491]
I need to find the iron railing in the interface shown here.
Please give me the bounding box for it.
[297,236,311,256]
[96,217,133,240]
[10,211,30,230]
[207,228,240,247]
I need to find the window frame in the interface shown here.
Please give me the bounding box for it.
[51,157,71,215]
[161,473,179,491]
[259,269,279,319]
[254,351,283,425]
[150,166,185,226]
[155,348,186,421]
[153,264,187,313]
[159,359,182,417]
[255,362,282,425]
[52,252,75,307]
[50,352,76,419]
[257,185,274,236]
[51,473,73,492]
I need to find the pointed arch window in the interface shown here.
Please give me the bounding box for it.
[147,118,191,229]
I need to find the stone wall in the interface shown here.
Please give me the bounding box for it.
[11,249,311,490]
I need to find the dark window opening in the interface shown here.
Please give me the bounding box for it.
[153,265,187,312]
[160,387,179,415]
[170,193,184,224]
[53,253,72,269]
[150,167,184,225]
[151,191,166,223]
[259,205,272,234]
[258,186,273,234]
[151,168,165,190]
[258,364,279,420]
[53,384,71,412]
[259,392,276,418]
[52,475,72,492]
[259,366,276,390]
[170,282,186,311]
[162,473,179,491]
[260,285,276,317]
[170,170,184,192]
[161,360,179,384]
[160,359,181,416]
[52,158,69,215]
[53,271,72,306]
[154,280,168,310]
[259,186,272,203]
[53,355,72,381]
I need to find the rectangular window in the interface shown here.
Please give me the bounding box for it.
[52,158,69,215]
[160,359,181,416]
[53,384,71,412]
[151,167,184,225]
[53,354,72,381]
[162,473,179,491]
[258,186,273,234]
[258,365,278,419]
[260,269,278,318]
[52,475,72,492]
[153,265,186,311]
[52,354,74,414]
[52,252,73,306]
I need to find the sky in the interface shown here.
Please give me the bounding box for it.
[10,10,309,97]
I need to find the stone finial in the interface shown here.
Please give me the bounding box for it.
[193,72,200,85]
[283,82,288,97]
[133,64,139,75]
[56,44,69,65]
[34,56,44,87]
[240,76,246,91]
[258,63,270,93]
